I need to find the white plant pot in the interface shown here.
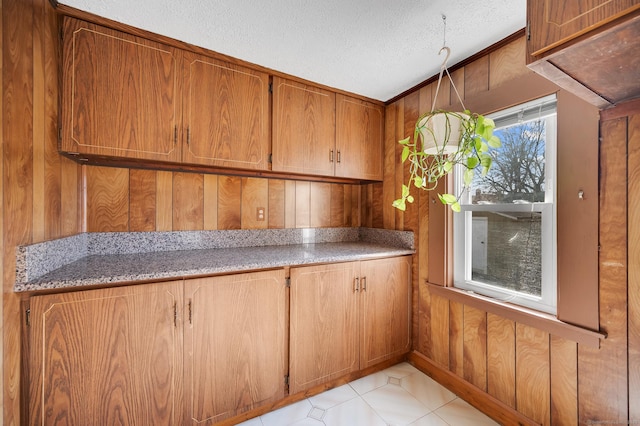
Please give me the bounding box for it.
[419,112,469,155]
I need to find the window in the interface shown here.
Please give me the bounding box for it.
[453,95,557,314]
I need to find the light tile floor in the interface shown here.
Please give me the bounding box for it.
[237,363,499,426]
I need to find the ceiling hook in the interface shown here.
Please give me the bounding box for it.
[438,46,451,71]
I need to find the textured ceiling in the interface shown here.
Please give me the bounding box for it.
[58,0,526,101]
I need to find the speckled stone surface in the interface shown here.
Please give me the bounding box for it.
[15,228,414,292]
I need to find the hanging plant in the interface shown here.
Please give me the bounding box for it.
[392,24,501,213]
[392,109,500,212]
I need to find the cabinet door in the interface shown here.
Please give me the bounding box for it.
[184,270,286,424]
[289,262,360,394]
[28,281,183,425]
[527,0,640,57]
[272,76,336,176]
[61,18,181,162]
[359,257,411,368]
[182,53,270,170]
[335,94,384,180]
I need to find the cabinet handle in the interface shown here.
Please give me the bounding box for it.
[187,127,191,146]
[337,150,341,163]
[330,149,334,163]
[188,299,192,324]
[361,276,366,292]
[353,277,360,292]
[174,125,178,145]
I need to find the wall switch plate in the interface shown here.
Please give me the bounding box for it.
[257,207,265,221]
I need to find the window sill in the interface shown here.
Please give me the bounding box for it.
[427,282,606,348]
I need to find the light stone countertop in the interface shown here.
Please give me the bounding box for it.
[15,228,414,292]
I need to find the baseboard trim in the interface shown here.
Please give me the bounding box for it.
[407,351,541,426]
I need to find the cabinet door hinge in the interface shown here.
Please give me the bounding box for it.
[268,153,273,164]
[526,21,531,41]
[58,126,62,142]
[285,277,291,288]
[25,308,31,327]
[284,374,289,386]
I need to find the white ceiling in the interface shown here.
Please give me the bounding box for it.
[59,0,526,102]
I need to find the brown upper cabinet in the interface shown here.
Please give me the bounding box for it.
[272,77,337,177]
[272,78,384,180]
[61,17,383,180]
[182,53,270,170]
[335,95,384,180]
[61,18,182,163]
[526,0,640,107]
[62,17,270,170]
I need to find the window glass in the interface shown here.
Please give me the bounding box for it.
[454,94,557,314]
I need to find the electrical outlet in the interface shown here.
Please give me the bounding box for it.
[256,207,265,221]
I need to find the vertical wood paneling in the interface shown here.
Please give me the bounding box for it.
[350,185,361,227]
[579,117,629,423]
[309,182,331,227]
[156,170,173,231]
[268,179,285,229]
[371,182,383,228]
[343,185,352,226]
[394,99,404,230]
[550,336,577,425]
[402,91,420,232]
[330,184,344,227]
[516,324,550,426]
[449,301,464,377]
[217,176,242,230]
[241,177,268,229]
[489,38,529,89]
[359,184,373,228]
[383,103,397,229]
[284,180,296,228]
[129,169,156,231]
[430,291,450,368]
[629,113,640,422]
[32,1,45,243]
[487,313,515,408]
[463,306,487,391]
[43,0,61,240]
[295,181,310,228]
[464,55,489,99]
[203,174,218,230]
[60,157,80,236]
[416,86,432,353]
[172,172,203,231]
[3,0,36,421]
[0,0,5,416]
[86,166,129,232]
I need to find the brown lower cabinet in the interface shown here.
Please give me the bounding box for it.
[289,256,411,394]
[26,257,409,424]
[27,280,185,425]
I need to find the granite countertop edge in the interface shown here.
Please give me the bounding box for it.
[16,230,415,293]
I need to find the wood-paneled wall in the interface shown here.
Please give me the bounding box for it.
[84,167,360,232]
[374,36,640,424]
[2,0,83,423]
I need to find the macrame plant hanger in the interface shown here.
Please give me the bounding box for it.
[431,15,466,113]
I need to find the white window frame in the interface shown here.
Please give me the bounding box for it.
[453,95,557,314]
